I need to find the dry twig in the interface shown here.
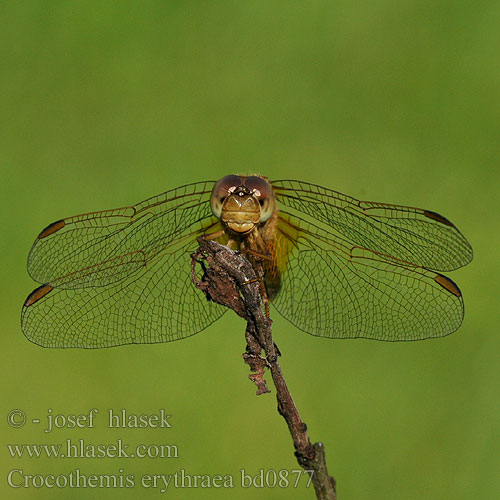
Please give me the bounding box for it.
[191,238,337,500]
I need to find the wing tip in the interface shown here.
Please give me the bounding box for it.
[434,273,462,298]
[24,284,54,307]
[38,219,65,239]
[423,210,455,227]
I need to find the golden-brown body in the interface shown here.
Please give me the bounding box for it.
[210,175,284,300]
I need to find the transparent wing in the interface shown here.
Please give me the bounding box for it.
[22,231,226,348]
[271,213,464,340]
[27,181,216,288]
[272,180,473,271]
[22,180,230,347]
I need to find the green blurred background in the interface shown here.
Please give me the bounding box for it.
[1,1,498,499]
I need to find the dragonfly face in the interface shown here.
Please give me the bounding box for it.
[210,175,275,235]
[22,176,473,348]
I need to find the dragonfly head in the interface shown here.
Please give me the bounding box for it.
[211,175,275,234]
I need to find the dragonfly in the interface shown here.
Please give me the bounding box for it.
[22,175,473,348]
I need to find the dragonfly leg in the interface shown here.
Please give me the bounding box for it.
[240,267,270,318]
[260,281,271,318]
[203,229,225,241]
[245,247,273,262]
[243,277,260,285]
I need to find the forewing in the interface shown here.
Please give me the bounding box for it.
[27,181,216,288]
[271,214,464,340]
[272,180,472,271]
[22,232,226,348]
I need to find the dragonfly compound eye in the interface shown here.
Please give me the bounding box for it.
[210,175,243,218]
[244,176,275,222]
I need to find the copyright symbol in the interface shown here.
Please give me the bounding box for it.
[7,409,26,428]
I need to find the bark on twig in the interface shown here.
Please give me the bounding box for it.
[191,238,337,500]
